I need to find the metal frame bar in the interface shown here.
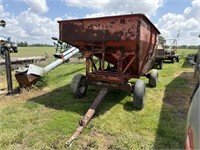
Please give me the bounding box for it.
[5,50,13,94]
[66,88,108,147]
[122,55,135,75]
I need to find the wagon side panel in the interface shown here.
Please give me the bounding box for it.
[138,18,158,75]
[59,15,139,50]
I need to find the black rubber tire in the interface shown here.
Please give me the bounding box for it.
[149,69,158,88]
[159,60,163,69]
[133,80,146,110]
[176,57,180,62]
[171,58,175,63]
[70,74,87,98]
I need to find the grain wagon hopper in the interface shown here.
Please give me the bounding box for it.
[57,14,160,146]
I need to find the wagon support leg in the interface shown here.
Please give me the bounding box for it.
[66,88,108,147]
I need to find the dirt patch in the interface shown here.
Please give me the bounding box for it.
[76,127,115,150]
[69,57,85,63]
[0,75,7,91]
[0,86,48,105]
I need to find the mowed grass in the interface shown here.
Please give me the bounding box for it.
[0,48,198,149]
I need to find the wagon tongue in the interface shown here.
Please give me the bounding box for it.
[66,88,108,147]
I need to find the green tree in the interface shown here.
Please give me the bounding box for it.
[158,35,166,46]
[17,41,28,47]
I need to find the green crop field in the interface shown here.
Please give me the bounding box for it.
[0,48,198,149]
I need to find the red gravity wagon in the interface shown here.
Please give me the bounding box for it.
[58,13,160,146]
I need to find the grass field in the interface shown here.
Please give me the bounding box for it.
[11,47,55,58]
[0,48,198,149]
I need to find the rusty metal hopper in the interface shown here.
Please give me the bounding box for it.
[58,14,160,84]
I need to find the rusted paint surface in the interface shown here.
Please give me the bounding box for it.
[60,17,137,42]
[15,73,38,87]
[58,14,160,84]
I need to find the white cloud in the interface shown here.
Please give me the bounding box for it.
[0,8,59,44]
[17,10,58,38]
[184,0,200,22]
[157,0,200,45]
[0,4,3,14]
[23,0,49,14]
[65,0,109,10]
[65,0,164,17]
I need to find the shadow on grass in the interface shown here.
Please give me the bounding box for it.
[153,72,194,149]
[182,56,194,68]
[28,83,132,118]
[95,90,133,117]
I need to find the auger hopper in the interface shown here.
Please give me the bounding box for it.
[15,46,79,87]
[58,14,160,146]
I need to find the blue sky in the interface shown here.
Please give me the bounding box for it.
[0,0,199,45]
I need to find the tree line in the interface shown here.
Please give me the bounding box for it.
[17,40,199,49]
[17,41,53,47]
[177,45,199,49]
[158,36,199,49]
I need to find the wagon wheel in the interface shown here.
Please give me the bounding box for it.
[171,58,176,63]
[133,80,146,110]
[149,69,158,87]
[176,56,180,62]
[159,60,163,69]
[70,74,88,98]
